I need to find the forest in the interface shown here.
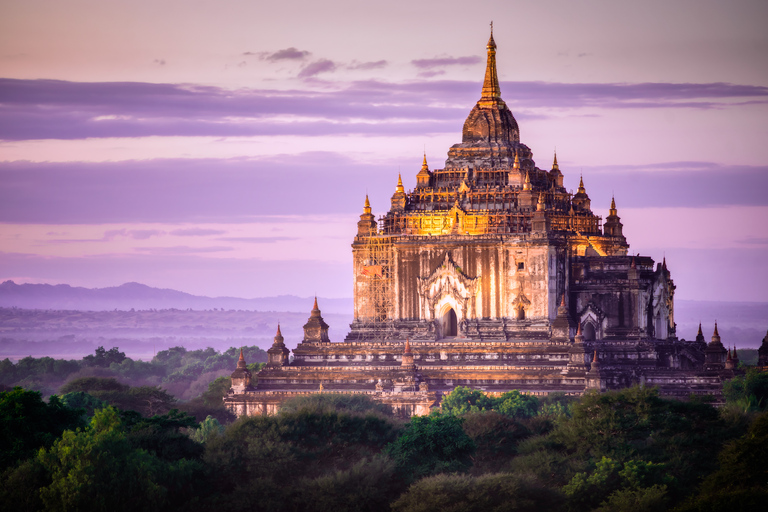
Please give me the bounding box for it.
[1,347,767,512]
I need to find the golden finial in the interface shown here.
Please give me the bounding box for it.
[422,152,429,171]
[523,170,532,191]
[481,24,500,100]
[610,196,616,210]
[364,194,371,214]
[552,150,559,170]
[396,173,404,193]
[579,175,584,190]
[513,152,520,170]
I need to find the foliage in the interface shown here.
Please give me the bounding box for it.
[440,386,539,418]
[178,375,236,423]
[58,391,106,417]
[461,411,532,474]
[723,368,768,411]
[386,412,475,481]
[391,472,564,512]
[82,345,127,367]
[563,456,673,511]
[676,411,768,511]
[35,406,205,512]
[279,392,395,417]
[60,376,129,394]
[0,387,84,471]
[189,415,224,444]
[0,356,80,386]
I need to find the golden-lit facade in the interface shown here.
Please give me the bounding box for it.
[225,31,736,418]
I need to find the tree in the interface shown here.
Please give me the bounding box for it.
[723,369,768,411]
[37,407,166,512]
[440,386,496,415]
[677,411,768,511]
[190,415,224,444]
[0,387,83,471]
[391,472,563,512]
[495,390,539,419]
[441,386,539,418]
[82,346,126,367]
[386,413,475,481]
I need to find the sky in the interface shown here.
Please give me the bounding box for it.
[1,0,767,302]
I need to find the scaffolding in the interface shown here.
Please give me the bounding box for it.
[358,236,395,323]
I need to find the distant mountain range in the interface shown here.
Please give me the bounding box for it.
[0,280,353,314]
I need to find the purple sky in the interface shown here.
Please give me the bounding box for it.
[1,0,767,301]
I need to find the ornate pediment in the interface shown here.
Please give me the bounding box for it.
[417,252,480,321]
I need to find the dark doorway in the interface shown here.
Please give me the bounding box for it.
[443,308,458,337]
[583,323,596,341]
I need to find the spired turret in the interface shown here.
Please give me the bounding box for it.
[603,196,624,238]
[267,324,290,367]
[302,297,330,343]
[445,27,530,170]
[759,330,768,367]
[230,348,253,392]
[357,195,377,237]
[704,323,728,371]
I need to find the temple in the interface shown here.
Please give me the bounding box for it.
[225,30,744,417]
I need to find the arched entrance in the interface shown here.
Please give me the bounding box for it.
[583,323,596,341]
[441,307,458,338]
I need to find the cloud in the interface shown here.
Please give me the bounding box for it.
[0,78,766,141]
[216,236,298,243]
[264,47,311,61]
[411,56,482,69]
[297,59,337,78]
[170,228,227,237]
[1,155,766,226]
[134,246,233,254]
[347,60,388,71]
[153,59,166,66]
[103,229,164,240]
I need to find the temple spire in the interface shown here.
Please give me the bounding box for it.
[396,173,405,193]
[422,152,428,171]
[364,194,371,214]
[552,151,559,171]
[480,25,501,102]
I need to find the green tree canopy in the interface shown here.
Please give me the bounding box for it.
[0,387,83,471]
[386,413,475,482]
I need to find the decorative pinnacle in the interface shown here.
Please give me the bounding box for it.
[237,347,247,368]
[537,192,546,211]
[576,323,583,336]
[578,175,585,191]
[239,348,245,361]
[481,24,501,101]
[513,152,520,170]
[610,196,616,211]
[276,323,282,337]
[714,322,719,337]
[560,293,566,308]
[697,323,703,336]
[313,296,319,311]
[422,152,428,171]
[523,170,532,191]
[552,151,559,170]
[396,173,404,193]
[404,338,412,354]
[364,194,371,214]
